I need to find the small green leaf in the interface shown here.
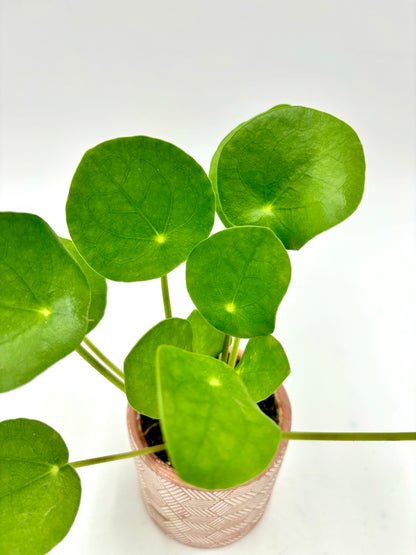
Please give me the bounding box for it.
[0,419,81,555]
[187,309,225,357]
[157,346,280,489]
[210,105,365,250]
[236,336,290,402]
[186,226,291,338]
[124,318,193,418]
[0,213,90,392]
[66,136,215,281]
[60,238,107,333]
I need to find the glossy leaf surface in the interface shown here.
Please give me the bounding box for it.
[157,346,280,489]
[210,104,365,250]
[187,309,225,357]
[61,238,107,333]
[66,136,215,281]
[236,336,290,402]
[0,419,81,555]
[0,213,90,392]
[186,226,291,337]
[210,104,290,228]
[124,318,193,418]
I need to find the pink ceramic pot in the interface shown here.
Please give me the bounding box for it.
[127,385,291,548]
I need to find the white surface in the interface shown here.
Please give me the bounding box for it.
[1,1,416,554]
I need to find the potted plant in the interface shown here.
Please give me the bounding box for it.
[0,104,414,554]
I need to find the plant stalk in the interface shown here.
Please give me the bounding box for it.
[228,337,241,367]
[70,444,166,468]
[281,431,416,441]
[83,337,124,378]
[220,334,231,362]
[161,274,172,319]
[76,346,125,393]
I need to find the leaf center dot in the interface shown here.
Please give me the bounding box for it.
[38,308,51,317]
[155,234,166,244]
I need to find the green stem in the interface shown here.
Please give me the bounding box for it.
[76,346,125,393]
[220,334,231,362]
[228,337,240,367]
[161,274,172,319]
[70,444,166,469]
[281,431,416,441]
[83,337,124,379]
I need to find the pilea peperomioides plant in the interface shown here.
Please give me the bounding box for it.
[1,104,414,554]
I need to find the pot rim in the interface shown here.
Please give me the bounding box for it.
[127,384,292,492]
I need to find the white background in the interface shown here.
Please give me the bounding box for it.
[1,1,416,553]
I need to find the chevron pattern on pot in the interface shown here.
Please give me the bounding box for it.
[127,386,291,548]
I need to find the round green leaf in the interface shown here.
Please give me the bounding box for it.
[0,418,81,555]
[66,136,215,281]
[187,309,225,357]
[60,238,107,333]
[210,105,365,250]
[186,226,291,338]
[236,336,290,403]
[0,213,90,392]
[124,318,193,418]
[157,346,281,489]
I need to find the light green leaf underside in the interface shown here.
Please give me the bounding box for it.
[236,336,290,403]
[0,213,90,392]
[60,238,107,333]
[124,318,193,418]
[157,346,281,489]
[0,419,81,555]
[186,226,291,338]
[66,136,215,282]
[187,309,225,357]
[210,104,365,250]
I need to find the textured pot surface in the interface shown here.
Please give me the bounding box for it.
[127,385,291,549]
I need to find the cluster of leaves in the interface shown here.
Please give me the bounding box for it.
[0,105,365,554]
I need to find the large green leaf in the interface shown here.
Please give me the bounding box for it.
[66,136,215,281]
[157,346,281,489]
[124,318,193,418]
[60,238,107,333]
[236,336,290,402]
[187,309,225,357]
[210,105,365,250]
[0,419,81,555]
[186,226,291,338]
[0,213,90,392]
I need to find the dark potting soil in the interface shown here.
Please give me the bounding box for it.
[140,393,280,466]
